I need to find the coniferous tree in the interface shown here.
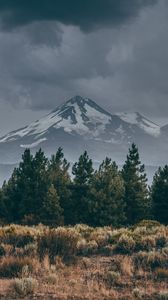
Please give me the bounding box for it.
[2,149,55,224]
[151,166,168,224]
[71,151,94,224]
[2,150,34,222]
[122,143,150,225]
[41,184,63,226]
[88,158,125,227]
[48,147,71,224]
[0,187,7,223]
[17,149,36,219]
[31,148,50,218]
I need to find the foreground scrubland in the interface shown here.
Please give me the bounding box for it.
[0,220,168,300]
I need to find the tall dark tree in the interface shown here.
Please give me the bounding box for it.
[151,166,168,224]
[2,149,52,224]
[48,147,71,224]
[122,143,150,225]
[31,148,50,218]
[41,184,63,226]
[71,151,94,224]
[2,150,34,222]
[0,186,8,223]
[88,158,125,227]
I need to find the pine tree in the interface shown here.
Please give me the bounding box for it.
[16,149,35,219]
[151,166,168,224]
[71,151,94,224]
[72,151,94,185]
[31,148,50,218]
[48,147,71,224]
[2,150,34,222]
[40,185,63,226]
[0,187,7,223]
[2,149,51,224]
[122,143,150,225]
[88,158,125,227]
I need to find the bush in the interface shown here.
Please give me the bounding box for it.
[134,251,168,271]
[77,239,98,255]
[89,228,110,248]
[132,288,143,299]
[45,273,58,284]
[155,268,168,280]
[12,277,38,296]
[74,224,94,240]
[22,243,38,257]
[104,271,120,286]
[0,225,36,247]
[157,292,168,300]
[134,220,161,229]
[0,244,6,257]
[0,256,34,278]
[140,236,156,251]
[115,234,135,254]
[156,234,167,249]
[37,227,80,263]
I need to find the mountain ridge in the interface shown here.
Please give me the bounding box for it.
[0,95,167,166]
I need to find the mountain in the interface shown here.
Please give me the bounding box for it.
[0,95,167,169]
[116,112,160,137]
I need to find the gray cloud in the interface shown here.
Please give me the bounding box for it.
[0,0,168,135]
[0,0,157,31]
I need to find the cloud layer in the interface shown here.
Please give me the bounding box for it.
[0,0,168,134]
[0,0,156,30]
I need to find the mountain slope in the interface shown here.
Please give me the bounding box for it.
[0,96,131,145]
[116,112,160,137]
[0,95,165,165]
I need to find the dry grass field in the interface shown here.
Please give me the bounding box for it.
[0,220,168,300]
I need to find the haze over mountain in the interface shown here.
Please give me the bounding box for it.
[0,96,167,172]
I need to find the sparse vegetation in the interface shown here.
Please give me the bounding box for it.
[12,277,38,296]
[0,256,35,278]
[0,222,167,299]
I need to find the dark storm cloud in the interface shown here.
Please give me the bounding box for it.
[0,0,157,31]
[0,0,168,135]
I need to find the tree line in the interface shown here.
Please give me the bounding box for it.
[0,143,167,226]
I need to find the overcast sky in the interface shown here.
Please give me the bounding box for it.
[0,0,168,135]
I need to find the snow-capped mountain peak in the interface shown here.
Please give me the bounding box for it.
[0,95,164,165]
[0,96,112,144]
[116,112,161,137]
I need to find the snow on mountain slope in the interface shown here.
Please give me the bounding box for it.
[20,138,47,149]
[116,112,161,137]
[0,95,164,167]
[0,96,114,144]
[0,95,167,169]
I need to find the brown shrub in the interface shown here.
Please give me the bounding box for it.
[155,268,168,280]
[115,234,135,254]
[12,277,38,296]
[134,251,168,271]
[0,256,35,278]
[104,271,120,287]
[37,227,80,263]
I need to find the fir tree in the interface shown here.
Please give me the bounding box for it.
[71,151,94,224]
[0,187,7,223]
[2,149,51,223]
[40,185,63,226]
[151,166,168,224]
[122,143,150,225]
[48,147,71,224]
[31,148,50,217]
[2,150,34,222]
[88,158,125,226]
